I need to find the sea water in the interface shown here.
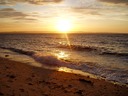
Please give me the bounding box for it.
[0,33,128,84]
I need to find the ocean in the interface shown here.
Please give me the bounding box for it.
[0,33,128,85]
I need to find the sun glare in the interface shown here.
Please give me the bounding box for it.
[56,19,72,33]
[56,51,69,59]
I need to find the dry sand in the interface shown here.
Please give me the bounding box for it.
[0,57,128,96]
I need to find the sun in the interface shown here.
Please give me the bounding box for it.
[56,19,72,33]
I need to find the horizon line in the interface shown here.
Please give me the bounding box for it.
[0,31,128,34]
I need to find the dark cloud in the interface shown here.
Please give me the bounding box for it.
[99,0,128,5]
[14,17,37,21]
[0,0,63,5]
[0,8,15,11]
[0,8,28,18]
[0,8,37,21]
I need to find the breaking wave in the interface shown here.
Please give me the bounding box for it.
[0,46,68,67]
[58,44,98,51]
[0,46,35,56]
[58,44,128,57]
[0,46,128,84]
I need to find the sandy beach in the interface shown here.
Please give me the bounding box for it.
[0,57,128,96]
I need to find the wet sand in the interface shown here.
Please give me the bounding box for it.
[0,57,128,96]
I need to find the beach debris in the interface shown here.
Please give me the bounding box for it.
[19,88,25,92]
[28,83,33,85]
[5,54,9,57]
[68,84,72,88]
[75,90,83,95]
[6,74,16,79]
[42,93,49,96]
[79,78,93,86]
[0,92,4,95]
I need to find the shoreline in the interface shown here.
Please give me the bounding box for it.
[0,57,128,96]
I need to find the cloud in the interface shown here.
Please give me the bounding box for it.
[0,8,37,21]
[0,0,63,5]
[14,17,38,21]
[72,8,102,16]
[0,8,15,11]
[99,0,128,5]
[0,8,28,18]
[68,0,128,16]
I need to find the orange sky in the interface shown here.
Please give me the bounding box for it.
[0,0,128,33]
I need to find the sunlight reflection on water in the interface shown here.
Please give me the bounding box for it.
[55,51,69,59]
[58,67,72,73]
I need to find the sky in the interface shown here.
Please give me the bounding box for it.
[0,0,128,33]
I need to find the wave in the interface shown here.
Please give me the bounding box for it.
[32,53,69,67]
[0,46,35,56]
[58,44,98,51]
[57,44,128,57]
[101,51,128,57]
[0,46,128,84]
[1,45,128,60]
[0,46,68,67]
